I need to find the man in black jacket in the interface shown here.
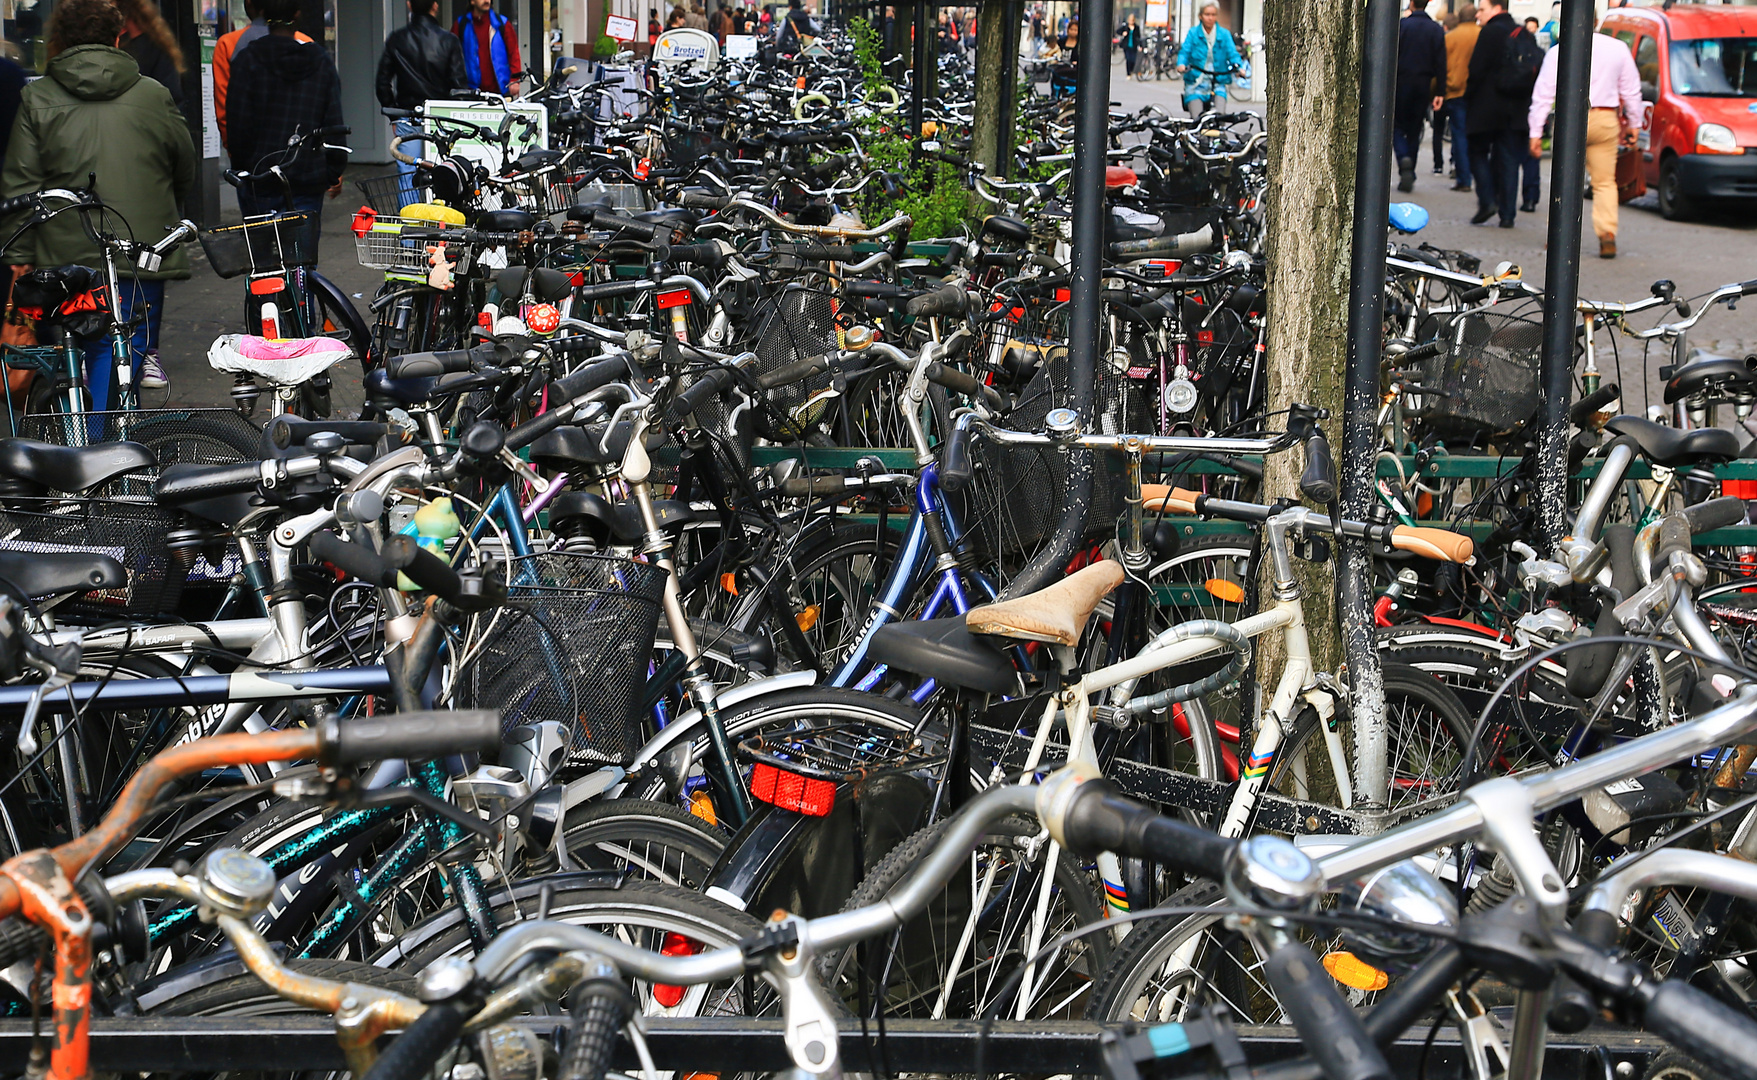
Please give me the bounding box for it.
[375,0,469,201]
[1464,0,1533,227]
[1395,0,1446,192]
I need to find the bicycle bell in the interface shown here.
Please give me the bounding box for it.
[196,847,277,920]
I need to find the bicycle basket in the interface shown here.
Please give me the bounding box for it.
[200,215,315,280]
[20,409,262,469]
[0,497,190,618]
[355,218,478,278]
[356,173,432,217]
[1419,308,1544,436]
[458,551,667,766]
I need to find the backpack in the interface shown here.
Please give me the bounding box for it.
[1496,26,1544,98]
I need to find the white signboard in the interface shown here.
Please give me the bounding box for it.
[605,14,638,41]
[1146,1,1169,25]
[201,62,219,158]
[724,34,757,59]
[653,27,719,72]
[421,101,549,173]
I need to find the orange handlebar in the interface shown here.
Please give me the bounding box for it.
[1143,487,1204,515]
[1390,525,1475,564]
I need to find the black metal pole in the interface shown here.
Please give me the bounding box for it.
[1535,0,1594,548]
[1339,0,1399,809]
[911,0,930,162]
[994,0,1110,601]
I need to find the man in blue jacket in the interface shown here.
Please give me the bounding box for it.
[454,0,523,96]
[1395,0,1447,192]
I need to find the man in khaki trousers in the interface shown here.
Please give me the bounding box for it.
[1528,26,1643,258]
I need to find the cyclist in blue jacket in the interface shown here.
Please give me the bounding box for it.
[1175,2,1243,117]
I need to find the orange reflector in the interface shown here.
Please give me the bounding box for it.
[720,572,739,596]
[1322,951,1389,991]
[249,277,286,295]
[749,762,836,816]
[688,790,717,827]
[1205,578,1245,603]
[795,604,820,632]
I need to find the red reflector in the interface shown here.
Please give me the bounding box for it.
[656,288,692,309]
[249,277,286,295]
[749,762,836,816]
[1197,330,1214,346]
[350,207,376,237]
[1053,287,1070,303]
[654,932,701,1007]
[568,271,585,287]
[1146,259,1181,274]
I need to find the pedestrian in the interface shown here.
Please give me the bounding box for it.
[1431,11,1456,175]
[1060,15,1080,63]
[2,0,195,400]
[1443,3,1477,191]
[648,7,661,44]
[226,0,345,260]
[453,0,522,97]
[376,0,469,203]
[1175,3,1242,118]
[1394,0,1447,192]
[115,0,184,112]
[684,3,708,30]
[666,6,686,29]
[214,0,312,151]
[1465,0,1541,227]
[708,1,728,43]
[1523,16,1539,35]
[777,0,814,51]
[1529,20,1641,258]
[1118,13,1142,81]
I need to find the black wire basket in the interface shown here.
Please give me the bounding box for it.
[18,409,262,471]
[0,497,190,619]
[1418,308,1545,437]
[355,172,433,217]
[458,551,667,766]
[199,214,316,279]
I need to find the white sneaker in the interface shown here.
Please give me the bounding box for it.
[138,350,168,390]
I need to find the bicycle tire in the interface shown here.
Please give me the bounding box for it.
[560,797,726,889]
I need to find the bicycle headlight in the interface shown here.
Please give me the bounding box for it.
[1337,858,1457,971]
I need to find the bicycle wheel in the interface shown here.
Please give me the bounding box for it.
[1084,879,1260,1023]
[817,811,1111,1021]
[560,797,726,889]
[750,523,900,672]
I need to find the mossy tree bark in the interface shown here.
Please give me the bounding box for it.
[971,0,1015,181]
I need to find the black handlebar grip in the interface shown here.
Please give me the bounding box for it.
[386,345,488,379]
[586,209,667,242]
[546,334,604,356]
[549,354,639,402]
[755,352,834,391]
[666,241,725,269]
[0,918,48,971]
[666,366,739,421]
[1654,514,1694,566]
[575,278,655,303]
[309,532,399,588]
[1568,382,1623,427]
[324,709,502,768]
[778,476,860,498]
[1574,907,1621,949]
[0,193,35,217]
[1058,781,1237,881]
[1548,973,1599,1035]
[1299,434,1338,505]
[1401,339,1445,364]
[153,460,268,502]
[1641,979,1757,1080]
[1264,939,1393,1080]
[1685,495,1747,534]
[940,425,976,493]
[675,191,731,210]
[384,535,461,602]
[904,282,969,318]
[266,416,391,453]
[1741,279,1757,298]
[923,362,1002,410]
[360,1001,475,1080]
[844,280,911,300]
[1458,285,1493,304]
[1108,225,1218,262]
[559,986,632,1080]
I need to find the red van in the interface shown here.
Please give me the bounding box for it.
[1599,4,1757,219]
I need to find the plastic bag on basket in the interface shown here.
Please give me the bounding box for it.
[208,334,353,386]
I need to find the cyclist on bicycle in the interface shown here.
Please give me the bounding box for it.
[1175,1,1244,116]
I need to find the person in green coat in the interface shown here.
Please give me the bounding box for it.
[1,0,196,404]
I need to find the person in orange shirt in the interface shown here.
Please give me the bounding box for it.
[212,0,310,150]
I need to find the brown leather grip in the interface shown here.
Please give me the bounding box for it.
[1390,525,1475,564]
[1143,487,1203,515]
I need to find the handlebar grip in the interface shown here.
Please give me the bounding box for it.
[923,362,1002,410]
[1389,526,1475,564]
[941,424,976,492]
[360,1000,475,1080]
[586,209,668,242]
[675,191,731,210]
[666,241,726,269]
[153,460,269,502]
[323,709,502,768]
[309,531,399,588]
[779,475,859,498]
[0,193,35,217]
[1108,224,1217,262]
[844,281,911,300]
[1401,339,1444,363]
[1569,382,1623,427]
[1264,939,1392,1080]
[386,346,488,379]
[266,416,391,453]
[384,535,462,602]
[776,243,860,261]
[1741,279,1757,298]
[904,282,969,318]
[575,278,655,303]
[756,352,833,390]
[1685,495,1747,534]
[1049,779,1236,881]
[1143,487,1204,514]
[550,354,639,402]
[1640,979,1757,1080]
[1457,285,1492,304]
[667,365,739,421]
[546,334,603,357]
[559,986,632,1080]
[1654,514,1694,566]
[1299,434,1337,504]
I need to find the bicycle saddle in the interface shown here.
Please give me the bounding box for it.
[980,215,1032,245]
[154,462,255,526]
[494,266,574,304]
[636,208,702,229]
[1663,357,1756,405]
[1603,415,1740,467]
[363,369,494,407]
[965,560,1125,646]
[529,422,659,470]
[0,549,124,598]
[477,208,539,233]
[0,438,155,493]
[867,616,1020,696]
[548,490,695,544]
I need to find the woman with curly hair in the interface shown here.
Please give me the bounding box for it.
[12,0,196,400]
[114,0,185,110]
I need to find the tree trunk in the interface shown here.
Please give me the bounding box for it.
[1257,0,1362,678]
[971,0,1013,177]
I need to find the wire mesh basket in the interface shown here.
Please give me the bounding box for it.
[1419,308,1545,436]
[0,497,190,618]
[355,218,479,277]
[18,409,261,468]
[355,173,432,217]
[200,214,315,279]
[458,551,667,766]
[574,180,649,213]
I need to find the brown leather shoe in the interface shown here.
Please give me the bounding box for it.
[1599,237,1617,259]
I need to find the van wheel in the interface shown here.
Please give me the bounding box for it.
[1659,157,1697,221]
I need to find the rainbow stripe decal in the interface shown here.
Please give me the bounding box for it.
[1103,879,1129,912]
[1243,748,1274,780]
